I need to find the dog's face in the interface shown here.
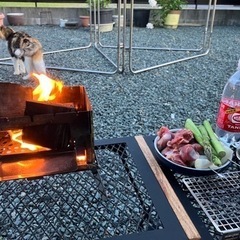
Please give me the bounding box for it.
[0,26,14,40]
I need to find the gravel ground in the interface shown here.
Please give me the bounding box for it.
[0,24,239,239]
[0,24,240,140]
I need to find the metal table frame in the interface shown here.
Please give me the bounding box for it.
[94,136,190,239]
[0,135,214,239]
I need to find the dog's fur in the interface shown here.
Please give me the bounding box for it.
[0,26,46,80]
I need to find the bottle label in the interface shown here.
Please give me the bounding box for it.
[216,98,240,132]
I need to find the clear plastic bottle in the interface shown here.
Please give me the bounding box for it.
[215,69,240,146]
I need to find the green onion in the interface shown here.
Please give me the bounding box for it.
[184,119,204,146]
[184,118,223,166]
[198,124,217,156]
[198,125,209,142]
[203,120,226,159]
[212,155,222,167]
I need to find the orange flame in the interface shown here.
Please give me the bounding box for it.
[8,130,49,151]
[32,73,63,101]
[76,150,87,166]
[9,73,64,151]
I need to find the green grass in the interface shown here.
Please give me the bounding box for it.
[0,2,86,8]
[0,2,35,7]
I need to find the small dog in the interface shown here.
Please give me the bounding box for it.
[0,26,46,80]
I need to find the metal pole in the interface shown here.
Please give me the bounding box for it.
[129,0,217,74]
[0,2,122,75]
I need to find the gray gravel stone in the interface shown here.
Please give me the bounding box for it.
[0,24,239,141]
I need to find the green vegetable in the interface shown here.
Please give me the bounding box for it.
[198,125,217,156]
[198,125,209,142]
[212,155,222,166]
[184,118,223,166]
[203,120,226,159]
[185,119,204,145]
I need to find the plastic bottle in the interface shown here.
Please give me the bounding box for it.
[215,61,240,146]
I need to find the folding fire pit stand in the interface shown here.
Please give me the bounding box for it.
[0,0,124,75]
[44,3,124,75]
[44,0,125,74]
[94,0,127,73]
[128,0,217,74]
[0,0,217,75]
[46,0,217,75]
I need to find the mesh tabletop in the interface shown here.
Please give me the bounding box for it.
[0,139,167,240]
[144,135,240,240]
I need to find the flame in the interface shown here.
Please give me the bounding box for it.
[32,73,63,101]
[8,74,63,151]
[76,150,87,165]
[8,130,49,151]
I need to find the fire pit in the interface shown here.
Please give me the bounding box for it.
[0,76,95,181]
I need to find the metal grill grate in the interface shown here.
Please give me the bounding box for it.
[0,131,25,155]
[183,171,240,239]
[0,131,49,155]
[0,142,163,239]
